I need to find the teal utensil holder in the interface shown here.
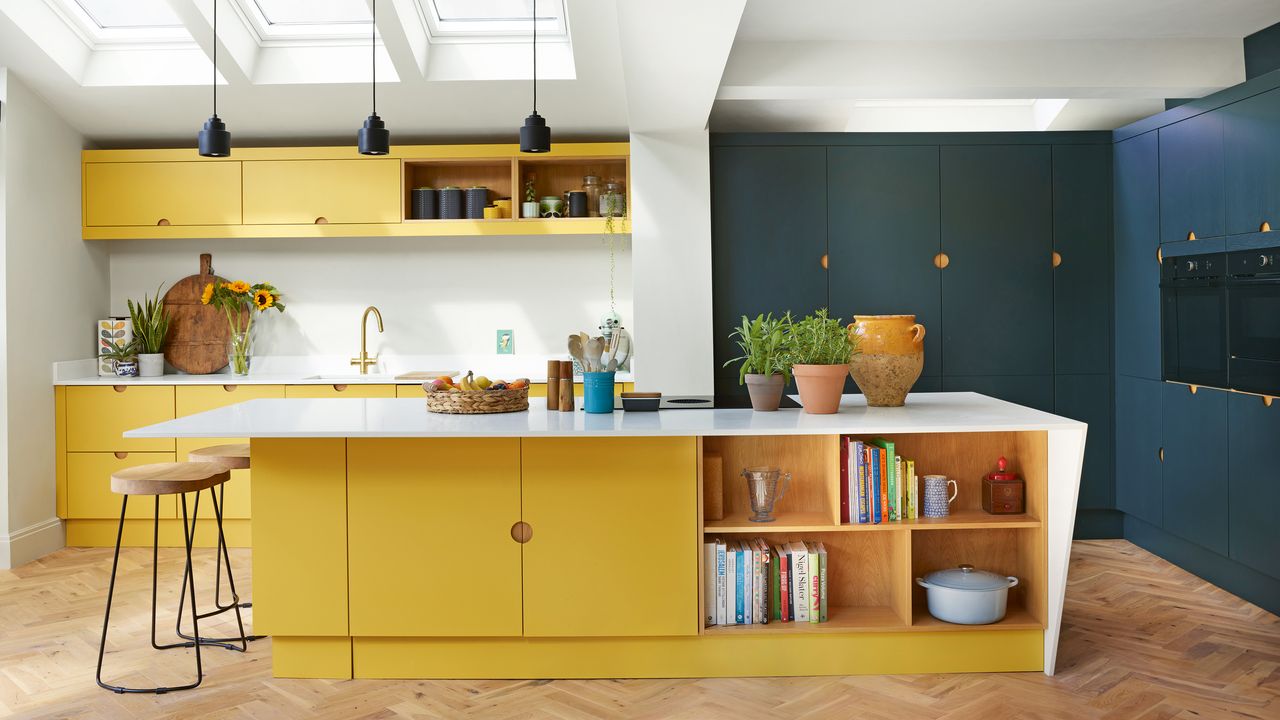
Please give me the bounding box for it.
[583,371,616,414]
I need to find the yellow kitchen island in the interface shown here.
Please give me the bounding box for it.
[125,393,1086,680]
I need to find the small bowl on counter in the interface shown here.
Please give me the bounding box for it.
[620,392,661,412]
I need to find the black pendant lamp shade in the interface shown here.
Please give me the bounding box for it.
[198,0,230,157]
[520,111,550,153]
[198,115,231,157]
[519,0,551,153]
[358,0,390,155]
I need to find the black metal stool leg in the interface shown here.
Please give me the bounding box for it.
[97,494,203,694]
[175,486,262,648]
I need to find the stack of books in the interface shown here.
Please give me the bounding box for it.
[703,539,829,626]
[841,437,920,523]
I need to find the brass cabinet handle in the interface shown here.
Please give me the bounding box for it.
[1264,396,1274,408]
[1262,221,1272,232]
[1157,247,1163,265]
[511,521,532,543]
[1187,231,1197,241]
[933,252,950,269]
[820,254,828,270]
[1051,251,1062,268]
[1158,447,1164,462]
[1189,384,1198,394]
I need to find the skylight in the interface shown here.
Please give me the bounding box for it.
[252,0,370,27]
[52,0,193,44]
[73,0,183,29]
[421,0,567,39]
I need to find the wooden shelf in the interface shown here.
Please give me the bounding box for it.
[704,509,1040,534]
[703,605,905,634]
[911,603,1042,631]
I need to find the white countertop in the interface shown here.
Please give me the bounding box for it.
[124,392,1086,439]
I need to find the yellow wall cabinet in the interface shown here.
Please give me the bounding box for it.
[242,159,401,225]
[83,161,241,228]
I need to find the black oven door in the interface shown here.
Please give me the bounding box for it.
[1162,254,1229,388]
[1228,250,1280,395]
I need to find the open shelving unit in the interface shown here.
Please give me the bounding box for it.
[698,431,1048,636]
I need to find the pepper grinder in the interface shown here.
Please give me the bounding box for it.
[558,360,575,412]
[546,360,561,411]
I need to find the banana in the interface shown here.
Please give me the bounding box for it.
[459,371,477,391]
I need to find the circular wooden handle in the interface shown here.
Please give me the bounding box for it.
[1157,247,1163,265]
[315,217,329,225]
[1187,231,1197,241]
[223,384,238,392]
[1158,447,1164,462]
[114,452,129,459]
[157,218,171,226]
[1265,396,1274,408]
[511,521,532,543]
[1262,221,1272,232]
[933,252,950,269]
[820,254,829,269]
[333,384,348,392]
[112,385,128,393]
[1189,384,1198,394]
[1052,251,1062,268]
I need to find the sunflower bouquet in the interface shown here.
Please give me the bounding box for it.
[201,280,285,375]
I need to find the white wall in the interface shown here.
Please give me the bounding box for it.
[629,131,715,396]
[0,70,107,568]
[107,235,631,366]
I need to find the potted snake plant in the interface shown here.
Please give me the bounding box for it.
[724,312,792,411]
[128,285,170,377]
[783,308,858,414]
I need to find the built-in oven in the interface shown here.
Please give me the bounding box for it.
[1228,248,1280,395]
[1161,252,1228,388]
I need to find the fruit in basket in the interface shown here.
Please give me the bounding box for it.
[509,378,529,390]
[458,372,476,391]
[425,379,446,392]
[474,375,492,390]
[490,382,508,391]
[435,375,455,388]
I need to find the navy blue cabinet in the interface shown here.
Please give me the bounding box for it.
[1228,393,1280,578]
[1114,375,1162,525]
[1161,384,1229,556]
[1158,112,1226,243]
[1114,133,1162,380]
[1055,374,1113,510]
[941,375,1053,413]
[1053,145,1113,375]
[1223,87,1280,235]
[940,145,1054,377]
[711,146,828,398]
[827,146,941,387]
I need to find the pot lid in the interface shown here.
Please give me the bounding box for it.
[923,564,1011,591]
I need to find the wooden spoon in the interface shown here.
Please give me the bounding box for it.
[585,336,605,373]
[567,334,585,368]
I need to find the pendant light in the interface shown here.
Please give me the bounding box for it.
[198,0,230,157]
[519,0,551,153]
[358,0,390,155]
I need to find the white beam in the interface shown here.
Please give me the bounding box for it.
[369,0,428,81]
[165,0,254,87]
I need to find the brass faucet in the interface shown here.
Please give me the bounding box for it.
[350,306,384,374]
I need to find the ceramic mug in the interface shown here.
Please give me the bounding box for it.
[922,474,958,517]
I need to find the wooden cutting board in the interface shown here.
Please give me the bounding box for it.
[162,253,242,375]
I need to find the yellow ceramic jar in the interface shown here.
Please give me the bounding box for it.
[847,314,926,407]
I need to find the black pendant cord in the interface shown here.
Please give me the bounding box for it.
[212,0,217,117]
[531,0,536,114]
[371,0,376,115]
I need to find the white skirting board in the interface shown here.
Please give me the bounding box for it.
[0,517,64,569]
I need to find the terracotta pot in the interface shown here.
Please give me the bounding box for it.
[744,373,785,412]
[791,364,850,414]
[847,314,926,407]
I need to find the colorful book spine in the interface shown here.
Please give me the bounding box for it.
[730,543,741,624]
[777,544,790,622]
[703,542,716,626]
[741,541,752,625]
[872,439,897,520]
[716,540,727,625]
[839,437,850,524]
[868,447,881,523]
[807,542,820,624]
[895,455,904,521]
[758,538,771,624]
[905,460,918,519]
[769,544,781,622]
[857,442,869,524]
[878,447,889,522]
[752,539,763,624]
[818,542,829,622]
[791,542,810,623]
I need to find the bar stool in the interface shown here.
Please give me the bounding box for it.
[182,444,260,632]
[95,462,248,695]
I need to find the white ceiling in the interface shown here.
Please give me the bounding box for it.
[714,0,1280,132]
[1,0,1279,143]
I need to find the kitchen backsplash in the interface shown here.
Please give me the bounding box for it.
[106,235,633,359]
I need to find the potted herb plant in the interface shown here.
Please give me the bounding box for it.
[128,285,171,377]
[784,308,858,414]
[724,312,792,411]
[201,280,286,376]
[522,175,540,219]
[103,339,141,378]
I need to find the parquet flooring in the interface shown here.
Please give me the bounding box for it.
[0,540,1275,719]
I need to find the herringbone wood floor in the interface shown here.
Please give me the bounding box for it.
[0,540,1275,719]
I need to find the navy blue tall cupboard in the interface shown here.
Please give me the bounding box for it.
[1113,133,1162,381]
[1158,111,1226,243]
[1227,394,1280,579]
[1223,87,1280,234]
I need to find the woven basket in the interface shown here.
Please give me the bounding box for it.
[425,387,529,414]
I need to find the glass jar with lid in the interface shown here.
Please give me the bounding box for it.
[582,175,602,218]
[600,179,626,218]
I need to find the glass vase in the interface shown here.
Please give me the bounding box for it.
[228,331,251,376]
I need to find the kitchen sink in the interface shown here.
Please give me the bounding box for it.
[303,371,459,382]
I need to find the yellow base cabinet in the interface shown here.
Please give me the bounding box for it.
[67,452,177,520]
[520,437,699,637]
[66,386,175,453]
[347,438,523,637]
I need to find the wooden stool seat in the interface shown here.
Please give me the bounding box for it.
[111,462,230,496]
[188,443,251,470]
